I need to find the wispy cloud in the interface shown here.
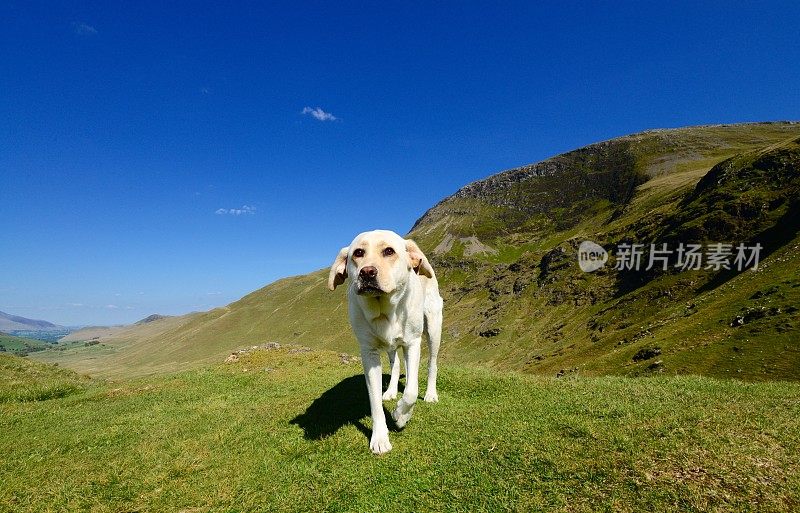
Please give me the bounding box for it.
[72,21,97,36]
[105,304,119,309]
[215,205,256,216]
[301,106,338,122]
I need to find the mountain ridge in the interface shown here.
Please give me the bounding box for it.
[412,121,799,231]
[0,311,62,332]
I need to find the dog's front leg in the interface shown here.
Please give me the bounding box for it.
[392,342,420,429]
[361,347,392,454]
[382,349,400,400]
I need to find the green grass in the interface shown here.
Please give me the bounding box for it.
[2,347,799,512]
[0,353,89,402]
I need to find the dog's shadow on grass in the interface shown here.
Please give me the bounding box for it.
[290,374,403,441]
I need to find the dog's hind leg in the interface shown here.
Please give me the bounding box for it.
[383,349,400,400]
[423,302,442,403]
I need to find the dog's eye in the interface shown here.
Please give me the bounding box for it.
[382,247,395,257]
[353,248,365,258]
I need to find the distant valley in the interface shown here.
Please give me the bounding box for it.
[0,310,76,344]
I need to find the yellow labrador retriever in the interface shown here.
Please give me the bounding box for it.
[328,230,443,454]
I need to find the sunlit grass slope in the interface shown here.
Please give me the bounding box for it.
[3,348,799,512]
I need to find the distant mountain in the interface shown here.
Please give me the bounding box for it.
[135,314,170,325]
[32,122,800,380]
[0,311,62,332]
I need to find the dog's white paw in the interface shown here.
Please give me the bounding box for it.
[382,389,398,401]
[369,431,392,455]
[423,390,439,403]
[392,399,415,429]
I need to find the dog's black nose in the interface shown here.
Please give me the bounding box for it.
[359,266,378,278]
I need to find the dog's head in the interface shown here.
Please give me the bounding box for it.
[327,230,434,295]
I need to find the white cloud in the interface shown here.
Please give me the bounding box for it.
[216,205,256,216]
[105,304,119,309]
[72,22,97,36]
[302,106,338,122]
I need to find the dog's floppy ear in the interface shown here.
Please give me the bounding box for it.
[405,239,435,278]
[328,246,349,291]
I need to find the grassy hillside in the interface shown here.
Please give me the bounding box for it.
[3,347,799,512]
[32,122,800,380]
[0,332,51,356]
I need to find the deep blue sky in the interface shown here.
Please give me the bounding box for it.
[2,1,799,326]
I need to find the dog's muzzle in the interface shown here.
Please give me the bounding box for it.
[357,266,383,295]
